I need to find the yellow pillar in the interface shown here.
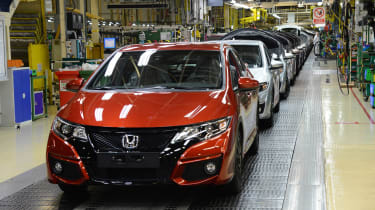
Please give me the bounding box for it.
[91,0,99,43]
[59,0,66,57]
[224,5,230,32]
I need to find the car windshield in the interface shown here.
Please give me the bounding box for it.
[87,50,223,90]
[232,45,263,68]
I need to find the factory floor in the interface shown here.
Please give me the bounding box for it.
[321,62,375,210]
[0,53,374,209]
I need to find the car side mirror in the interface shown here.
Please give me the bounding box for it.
[66,78,84,92]
[271,53,278,60]
[238,77,259,90]
[270,60,283,70]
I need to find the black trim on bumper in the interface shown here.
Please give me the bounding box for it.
[181,156,223,182]
[48,156,83,181]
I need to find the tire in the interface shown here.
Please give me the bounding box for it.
[248,132,259,156]
[274,100,280,113]
[281,79,290,99]
[290,76,295,86]
[58,183,88,194]
[225,130,243,194]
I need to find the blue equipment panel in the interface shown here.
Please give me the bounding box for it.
[13,68,31,123]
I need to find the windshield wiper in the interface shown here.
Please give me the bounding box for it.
[144,85,195,90]
[143,85,215,90]
[92,86,115,90]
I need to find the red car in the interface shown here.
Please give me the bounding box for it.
[46,43,259,194]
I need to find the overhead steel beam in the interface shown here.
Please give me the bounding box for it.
[107,3,168,9]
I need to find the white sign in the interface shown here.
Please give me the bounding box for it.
[313,7,325,26]
[160,32,171,41]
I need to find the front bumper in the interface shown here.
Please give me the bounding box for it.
[46,125,236,187]
[258,89,272,119]
[279,64,287,94]
[284,58,294,82]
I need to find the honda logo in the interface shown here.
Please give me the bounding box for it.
[122,134,139,149]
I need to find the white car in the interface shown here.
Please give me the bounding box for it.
[219,40,281,127]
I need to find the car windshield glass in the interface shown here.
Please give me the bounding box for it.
[232,45,262,68]
[87,50,223,90]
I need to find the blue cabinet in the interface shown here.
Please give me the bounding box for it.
[13,68,31,123]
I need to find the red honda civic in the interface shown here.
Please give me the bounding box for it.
[46,43,259,194]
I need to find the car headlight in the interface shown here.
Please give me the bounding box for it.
[52,117,88,141]
[259,82,269,92]
[171,117,232,144]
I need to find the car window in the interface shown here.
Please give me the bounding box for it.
[87,50,223,90]
[232,45,263,68]
[228,50,241,89]
[264,46,271,67]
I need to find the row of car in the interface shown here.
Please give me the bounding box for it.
[218,26,314,127]
[46,25,314,194]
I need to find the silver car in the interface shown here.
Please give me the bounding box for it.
[220,40,281,127]
[272,53,290,99]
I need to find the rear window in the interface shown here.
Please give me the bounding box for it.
[232,45,263,68]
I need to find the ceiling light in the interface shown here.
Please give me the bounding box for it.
[272,14,281,19]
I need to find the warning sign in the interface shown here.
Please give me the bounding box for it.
[313,7,325,26]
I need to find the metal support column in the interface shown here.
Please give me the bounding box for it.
[79,0,87,58]
[91,0,99,43]
[59,0,66,58]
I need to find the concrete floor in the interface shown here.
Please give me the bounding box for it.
[0,52,374,209]
[0,106,56,183]
[321,61,375,210]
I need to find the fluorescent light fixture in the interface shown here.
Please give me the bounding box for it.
[317,1,323,6]
[232,2,250,9]
[272,14,281,19]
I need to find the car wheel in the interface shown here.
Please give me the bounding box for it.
[248,132,259,156]
[291,75,296,86]
[58,183,88,194]
[281,79,290,99]
[225,130,243,194]
[274,100,280,113]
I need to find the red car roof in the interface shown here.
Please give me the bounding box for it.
[119,42,223,52]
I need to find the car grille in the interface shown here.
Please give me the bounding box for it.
[86,127,180,153]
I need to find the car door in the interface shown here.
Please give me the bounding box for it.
[228,49,257,154]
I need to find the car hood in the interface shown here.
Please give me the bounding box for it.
[58,90,231,128]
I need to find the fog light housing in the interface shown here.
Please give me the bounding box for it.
[53,162,63,174]
[204,162,217,175]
